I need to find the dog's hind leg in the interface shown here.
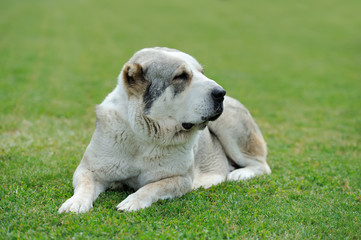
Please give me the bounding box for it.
[208,96,271,182]
[193,127,229,189]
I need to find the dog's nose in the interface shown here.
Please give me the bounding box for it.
[211,88,226,102]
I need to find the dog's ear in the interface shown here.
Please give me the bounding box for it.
[122,63,149,96]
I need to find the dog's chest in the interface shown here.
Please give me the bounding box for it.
[125,142,179,171]
[92,106,194,186]
[94,134,192,185]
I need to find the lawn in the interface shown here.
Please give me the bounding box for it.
[1,0,360,239]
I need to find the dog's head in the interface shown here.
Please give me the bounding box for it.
[121,47,225,132]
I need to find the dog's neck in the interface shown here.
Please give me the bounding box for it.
[126,96,198,146]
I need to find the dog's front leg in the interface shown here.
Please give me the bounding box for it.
[117,175,192,212]
[58,165,107,214]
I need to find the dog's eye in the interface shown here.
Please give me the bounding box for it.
[174,72,189,81]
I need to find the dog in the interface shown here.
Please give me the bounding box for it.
[58,47,271,213]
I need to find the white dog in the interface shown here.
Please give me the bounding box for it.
[58,47,271,213]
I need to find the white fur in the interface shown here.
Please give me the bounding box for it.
[58,48,271,213]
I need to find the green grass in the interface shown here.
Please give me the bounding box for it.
[1,0,360,238]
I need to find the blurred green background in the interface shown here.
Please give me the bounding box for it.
[1,0,360,238]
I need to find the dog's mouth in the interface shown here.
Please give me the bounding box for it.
[202,104,223,121]
[204,111,222,122]
[181,122,195,130]
[181,122,207,131]
[181,106,223,130]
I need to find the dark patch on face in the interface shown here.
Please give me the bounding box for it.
[142,58,191,114]
[143,81,170,113]
[172,69,192,97]
[172,82,186,97]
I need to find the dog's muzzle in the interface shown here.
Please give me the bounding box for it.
[211,87,226,104]
[208,87,226,121]
[182,87,226,130]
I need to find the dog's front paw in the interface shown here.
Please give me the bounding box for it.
[58,196,93,214]
[116,193,152,212]
[227,168,256,181]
